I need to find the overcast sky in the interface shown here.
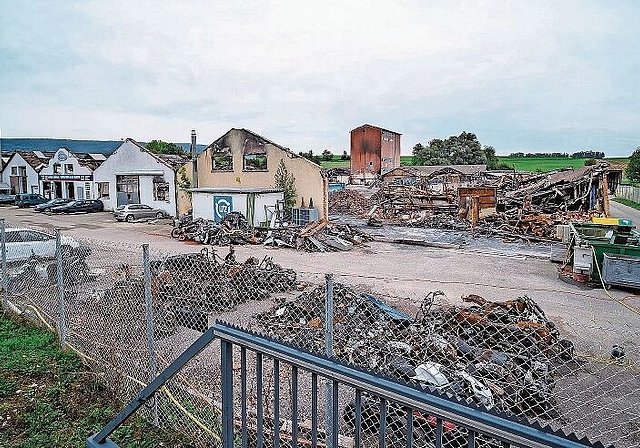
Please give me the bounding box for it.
[1,1,639,156]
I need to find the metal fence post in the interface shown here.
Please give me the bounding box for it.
[324,273,334,448]
[55,229,67,348]
[142,244,159,426]
[1,219,7,309]
[221,339,234,448]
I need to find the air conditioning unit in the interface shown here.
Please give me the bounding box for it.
[291,207,319,226]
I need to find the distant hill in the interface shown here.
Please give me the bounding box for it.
[0,138,207,156]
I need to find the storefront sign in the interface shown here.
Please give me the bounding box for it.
[40,174,93,181]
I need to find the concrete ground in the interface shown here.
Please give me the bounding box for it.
[610,197,640,228]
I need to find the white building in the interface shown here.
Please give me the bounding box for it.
[39,148,104,200]
[92,139,188,216]
[0,150,50,195]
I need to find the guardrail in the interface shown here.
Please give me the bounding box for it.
[87,322,605,448]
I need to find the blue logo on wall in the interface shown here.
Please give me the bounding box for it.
[213,196,233,222]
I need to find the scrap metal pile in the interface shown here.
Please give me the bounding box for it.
[257,284,574,420]
[101,248,297,334]
[171,212,257,245]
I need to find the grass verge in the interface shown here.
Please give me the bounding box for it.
[0,312,192,447]
[612,197,640,211]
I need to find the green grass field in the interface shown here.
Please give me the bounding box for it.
[320,155,629,172]
[496,157,591,172]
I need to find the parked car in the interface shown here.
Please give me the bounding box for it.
[2,228,80,264]
[15,193,48,208]
[0,193,16,205]
[113,204,168,222]
[34,198,73,212]
[48,200,104,214]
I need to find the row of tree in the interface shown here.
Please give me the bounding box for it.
[412,132,504,169]
[508,150,605,159]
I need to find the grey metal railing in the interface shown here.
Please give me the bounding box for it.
[87,322,606,448]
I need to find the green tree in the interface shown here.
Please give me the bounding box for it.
[298,150,322,165]
[483,145,499,169]
[626,147,640,183]
[340,150,351,160]
[321,149,333,161]
[146,140,187,156]
[412,131,486,165]
[274,159,297,216]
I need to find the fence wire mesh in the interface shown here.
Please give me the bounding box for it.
[1,218,639,448]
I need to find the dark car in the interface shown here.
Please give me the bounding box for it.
[34,198,73,212]
[0,193,16,205]
[15,193,48,208]
[49,199,104,214]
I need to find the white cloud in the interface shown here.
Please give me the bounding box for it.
[1,0,639,155]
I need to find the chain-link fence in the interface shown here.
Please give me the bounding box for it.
[1,217,639,448]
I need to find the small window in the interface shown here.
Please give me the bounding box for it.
[10,167,17,175]
[243,154,268,171]
[212,153,233,171]
[153,176,169,201]
[53,164,61,174]
[65,164,74,173]
[97,182,110,198]
[18,166,27,176]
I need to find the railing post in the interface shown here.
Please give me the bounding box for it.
[142,244,159,426]
[221,339,234,448]
[55,229,67,349]
[324,273,334,448]
[1,219,7,309]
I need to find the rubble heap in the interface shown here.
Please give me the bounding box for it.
[257,285,574,420]
[264,220,374,252]
[328,189,371,215]
[475,210,594,241]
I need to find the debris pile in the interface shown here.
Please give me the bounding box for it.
[171,212,257,245]
[264,220,374,252]
[475,210,594,241]
[103,248,297,334]
[328,189,371,215]
[257,285,574,419]
[171,212,372,252]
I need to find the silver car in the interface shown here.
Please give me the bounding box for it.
[113,204,168,222]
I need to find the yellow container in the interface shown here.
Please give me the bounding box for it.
[592,217,622,226]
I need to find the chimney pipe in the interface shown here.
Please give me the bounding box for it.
[191,129,198,189]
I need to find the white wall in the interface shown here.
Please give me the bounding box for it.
[192,191,283,225]
[1,153,40,194]
[92,140,179,216]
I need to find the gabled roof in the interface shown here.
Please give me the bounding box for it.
[204,128,323,170]
[4,150,53,173]
[119,138,189,171]
[350,124,402,135]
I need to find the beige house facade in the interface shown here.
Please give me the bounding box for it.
[185,128,328,220]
